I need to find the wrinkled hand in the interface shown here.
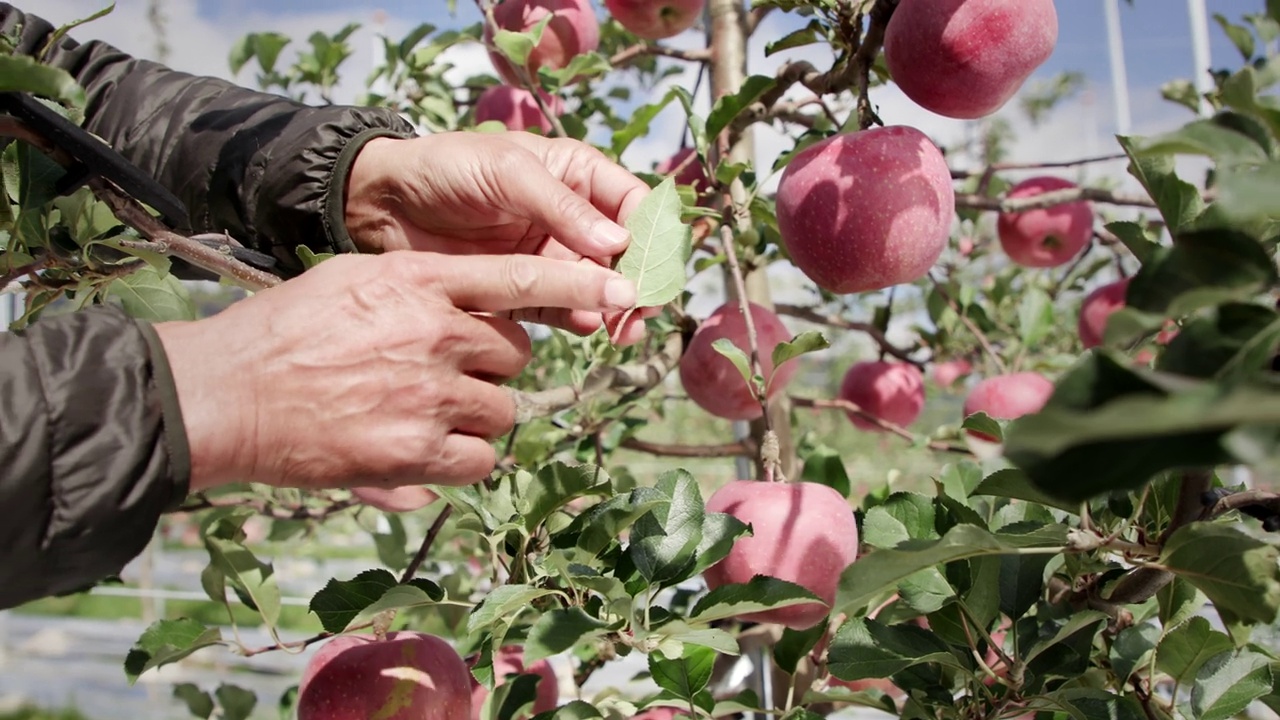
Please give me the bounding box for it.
[345,131,657,344]
[155,251,636,492]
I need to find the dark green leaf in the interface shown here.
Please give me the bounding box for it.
[173,683,214,719]
[1130,117,1270,165]
[1110,623,1160,683]
[555,488,666,557]
[897,567,954,614]
[798,443,851,496]
[828,618,964,681]
[524,608,611,663]
[1023,611,1110,685]
[688,511,750,577]
[1117,135,1204,233]
[1191,649,1274,720]
[1214,14,1257,61]
[308,569,398,633]
[712,338,755,388]
[1217,161,1280,221]
[706,74,776,141]
[774,623,827,675]
[521,462,610,533]
[124,619,222,683]
[468,585,560,635]
[0,54,84,105]
[1157,576,1205,629]
[1126,228,1278,317]
[765,20,825,56]
[1159,522,1280,626]
[999,552,1052,621]
[961,413,1003,443]
[617,177,692,308]
[629,470,705,585]
[1157,616,1234,687]
[1157,303,1279,381]
[970,469,1081,514]
[862,492,936,549]
[649,644,716,699]
[1106,220,1161,265]
[347,582,444,629]
[215,684,257,720]
[834,524,1068,617]
[106,265,197,322]
[771,331,830,373]
[205,536,280,628]
[1019,287,1054,346]
[690,576,823,623]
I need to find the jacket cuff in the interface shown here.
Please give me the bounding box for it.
[323,126,418,257]
[135,320,192,510]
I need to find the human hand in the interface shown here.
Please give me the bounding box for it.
[154,251,636,493]
[344,131,658,344]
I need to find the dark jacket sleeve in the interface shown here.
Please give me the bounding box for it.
[3,2,418,276]
[0,306,190,608]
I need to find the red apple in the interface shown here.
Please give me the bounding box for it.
[655,147,711,196]
[997,176,1094,268]
[352,486,441,513]
[962,372,1054,441]
[932,358,973,388]
[297,632,472,720]
[473,85,565,134]
[838,360,926,432]
[703,480,859,630]
[883,0,1058,120]
[1077,277,1130,349]
[605,0,704,40]
[633,709,690,720]
[829,676,905,699]
[776,125,954,294]
[485,0,600,87]
[470,646,558,720]
[679,302,799,420]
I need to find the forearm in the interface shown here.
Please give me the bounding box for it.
[3,3,417,275]
[0,307,189,609]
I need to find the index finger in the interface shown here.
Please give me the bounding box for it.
[506,134,652,236]
[424,253,638,314]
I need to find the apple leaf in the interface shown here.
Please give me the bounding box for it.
[629,469,705,586]
[1129,116,1271,166]
[1157,616,1235,688]
[1216,160,1280,221]
[484,672,541,720]
[523,608,612,663]
[706,74,776,141]
[828,618,966,682]
[214,684,256,720]
[611,88,684,157]
[617,176,692,308]
[530,701,601,720]
[649,644,716,700]
[124,619,223,684]
[688,511,751,577]
[468,584,562,636]
[970,469,1082,514]
[1124,228,1277,317]
[712,337,757,388]
[1022,611,1110,686]
[1157,576,1206,630]
[774,623,827,675]
[1117,135,1205,234]
[1039,689,1148,720]
[689,576,823,623]
[771,330,830,372]
[296,245,334,269]
[1191,649,1275,720]
[552,487,667,557]
[897,567,954,614]
[798,443,851,496]
[834,523,1069,617]
[1106,220,1162,265]
[999,552,1054,621]
[518,461,611,534]
[765,20,825,57]
[1110,623,1161,683]
[0,54,85,106]
[491,14,552,68]
[204,535,281,630]
[1018,286,1054,347]
[347,580,445,629]
[172,684,214,719]
[308,568,398,633]
[961,412,1003,442]
[1158,522,1280,627]
[1158,303,1280,381]
[106,265,197,322]
[861,492,937,549]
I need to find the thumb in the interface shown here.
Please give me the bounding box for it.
[497,154,632,258]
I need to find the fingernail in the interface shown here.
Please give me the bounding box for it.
[594,222,631,252]
[605,276,637,309]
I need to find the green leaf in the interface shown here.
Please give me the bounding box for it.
[554,488,666,557]
[1125,229,1278,317]
[1018,287,1054,347]
[774,623,827,675]
[960,412,1003,443]
[1214,13,1257,61]
[689,576,824,623]
[468,585,559,636]
[617,177,692,308]
[1157,576,1205,630]
[765,20,826,56]
[1217,161,1280,221]
[1106,220,1161,265]
[970,469,1082,514]
[0,54,85,105]
[485,673,541,720]
[173,683,214,719]
[1022,611,1110,684]
[629,469,705,585]
[1159,522,1280,627]
[834,524,1068,617]
[308,569,398,633]
[1005,353,1280,503]
[1157,616,1234,687]
[771,331,829,373]
[688,511,751,577]
[1191,649,1274,720]
[296,245,334,269]
[1130,116,1270,165]
[106,265,197,322]
[798,443,851,497]
[215,684,257,720]
[124,619,222,683]
[862,492,937,550]
[706,74,776,141]
[492,14,551,69]
[711,338,755,388]
[524,608,612,663]
[346,581,444,630]
[828,617,965,682]
[1110,623,1160,683]
[1157,303,1280,381]
[520,462,610,534]
[610,88,683,157]
[1117,135,1205,233]
[205,536,281,629]
[897,567,954,614]
[999,552,1052,621]
[649,644,716,700]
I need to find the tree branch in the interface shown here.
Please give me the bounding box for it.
[950,152,1130,180]
[401,505,454,584]
[928,274,1007,374]
[619,437,755,458]
[791,396,970,455]
[774,302,926,365]
[955,186,1159,213]
[173,493,359,521]
[853,0,895,129]
[609,43,712,68]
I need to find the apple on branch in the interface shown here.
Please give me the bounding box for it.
[485,0,600,87]
[838,360,926,431]
[997,176,1094,268]
[473,85,566,134]
[702,480,859,630]
[1077,277,1130,349]
[605,0,705,40]
[297,632,473,720]
[469,645,559,720]
[883,0,1059,120]
[679,301,799,421]
[962,372,1055,442]
[775,125,954,294]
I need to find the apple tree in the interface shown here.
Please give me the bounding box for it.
[5,1,1280,719]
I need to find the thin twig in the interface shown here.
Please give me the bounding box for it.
[950,153,1130,180]
[853,0,895,129]
[173,494,359,521]
[609,43,712,68]
[929,274,1007,374]
[619,437,755,458]
[955,186,1159,213]
[792,396,970,455]
[400,505,455,584]
[240,621,373,657]
[774,303,925,365]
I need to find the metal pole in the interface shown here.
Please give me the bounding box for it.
[1187,0,1214,117]
[1103,0,1132,135]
